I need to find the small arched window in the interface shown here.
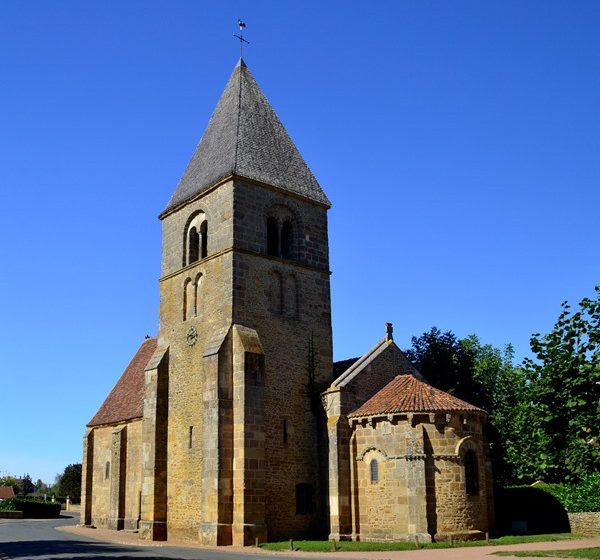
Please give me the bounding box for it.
[200,220,208,259]
[370,459,379,483]
[464,450,479,496]
[267,217,279,256]
[188,227,199,264]
[105,461,110,480]
[281,220,293,259]
[184,211,207,266]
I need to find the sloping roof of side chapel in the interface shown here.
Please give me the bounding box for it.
[162,59,331,216]
[349,374,486,418]
[87,338,157,427]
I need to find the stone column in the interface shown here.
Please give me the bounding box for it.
[323,389,352,540]
[81,428,94,526]
[232,325,267,546]
[139,346,169,541]
[199,328,234,546]
[108,426,127,530]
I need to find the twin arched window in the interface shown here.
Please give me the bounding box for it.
[185,212,208,266]
[266,216,293,259]
[183,274,203,321]
[269,270,298,317]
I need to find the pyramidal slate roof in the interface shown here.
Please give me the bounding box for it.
[87,337,157,427]
[162,59,330,215]
[349,374,486,418]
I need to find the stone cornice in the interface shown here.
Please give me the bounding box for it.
[159,173,331,221]
[160,246,331,282]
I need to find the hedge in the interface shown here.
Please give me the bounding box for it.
[538,473,600,513]
[0,497,61,518]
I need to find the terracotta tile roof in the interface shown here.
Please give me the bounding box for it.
[87,338,157,427]
[349,374,486,418]
[0,486,15,499]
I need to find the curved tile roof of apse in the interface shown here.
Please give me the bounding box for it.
[162,59,330,215]
[349,374,486,418]
[87,337,157,427]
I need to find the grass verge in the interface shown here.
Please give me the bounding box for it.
[494,547,600,559]
[260,533,580,552]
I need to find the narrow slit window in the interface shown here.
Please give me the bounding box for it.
[105,461,110,480]
[464,450,479,496]
[283,419,288,444]
[370,459,379,483]
[189,426,194,449]
[295,483,314,515]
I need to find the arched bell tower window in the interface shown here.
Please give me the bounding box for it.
[281,220,292,259]
[265,206,297,260]
[188,227,199,264]
[183,211,208,266]
[464,450,479,496]
[200,220,208,259]
[267,217,279,256]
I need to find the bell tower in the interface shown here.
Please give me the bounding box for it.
[140,59,333,545]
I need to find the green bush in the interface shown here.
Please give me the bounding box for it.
[0,497,61,518]
[540,474,600,513]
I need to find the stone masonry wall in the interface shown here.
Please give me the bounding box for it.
[352,412,489,541]
[568,512,600,535]
[231,180,333,540]
[89,420,142,529]
[158,181,235,540]
[157,177,332,541]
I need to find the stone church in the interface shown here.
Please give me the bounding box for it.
[82,59,494,545]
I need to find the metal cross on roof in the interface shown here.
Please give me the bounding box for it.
[233,19,249,58]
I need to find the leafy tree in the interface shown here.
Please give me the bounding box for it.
[404,327,477,403]
[0,475,19,493]
[35,479,49,494]
[406,329,530,484]
[19,474,35,495]
[521,286,600,482]
[55,463,82,498]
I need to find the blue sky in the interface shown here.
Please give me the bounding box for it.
[1,1,598,483]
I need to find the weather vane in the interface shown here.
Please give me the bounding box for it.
[233,19,249,58]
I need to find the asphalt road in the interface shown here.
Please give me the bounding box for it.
[0,515,297,560]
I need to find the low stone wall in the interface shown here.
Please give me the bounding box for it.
[0,511,23,519]
[568,512,600,535]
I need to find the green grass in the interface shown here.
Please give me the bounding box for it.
[494,547,600,559]
[259,533,580,552]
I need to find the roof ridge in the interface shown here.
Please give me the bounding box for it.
[233,63,243,175]
[333,336,389,386]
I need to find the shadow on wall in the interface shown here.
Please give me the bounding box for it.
[494,486,570,535]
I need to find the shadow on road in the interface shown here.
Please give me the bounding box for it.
[0,539,170,559]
